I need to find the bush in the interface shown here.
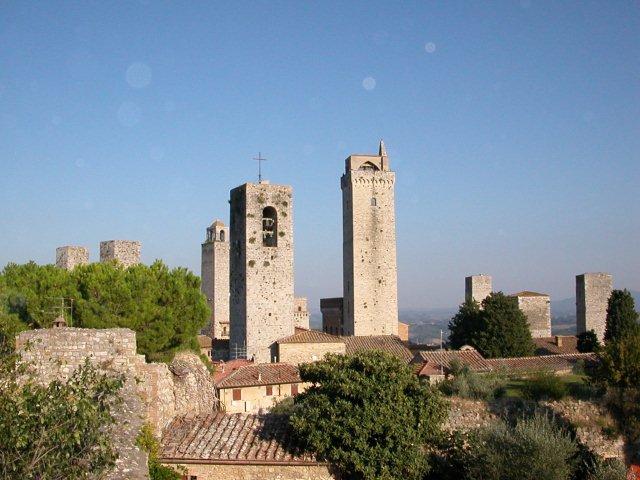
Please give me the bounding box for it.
[466,412,578,480]
[577,330,600,353]
[136,424,183,480]
[522,371,567,401]
[438,361,506,400]
[586,457,628,480]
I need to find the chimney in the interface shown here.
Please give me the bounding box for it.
[258,372,262,381]
[555,336,563,347]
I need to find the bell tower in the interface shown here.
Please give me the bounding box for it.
[342,140,398,336]
[201,220,230,340]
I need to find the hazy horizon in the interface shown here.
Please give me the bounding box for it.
[1,2,638,311]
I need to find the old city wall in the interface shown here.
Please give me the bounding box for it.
[164,463,336,480]
[15,327,218,480]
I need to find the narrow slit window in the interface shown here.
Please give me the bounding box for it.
[262,206,277,247]
[371,197,377,206]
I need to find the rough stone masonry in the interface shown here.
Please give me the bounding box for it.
[100,240,141,268]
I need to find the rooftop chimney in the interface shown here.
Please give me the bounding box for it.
[555,336,563,347]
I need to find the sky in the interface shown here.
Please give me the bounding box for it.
[1,1,638,311]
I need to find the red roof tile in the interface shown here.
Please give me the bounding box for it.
[216,363,301,389]
[161,413,321,465]
[212,359,253,384]
[533,336,579,355]
[278,329,343,344]
[343,335,413,363]
[511,291,549,297]
[412,349,493,375]
[486,353,596,372]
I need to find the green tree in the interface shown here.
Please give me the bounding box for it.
[466,413,578,480]
[596,329,640,389]
[136,424,183,480]
[289,351,448,480]
[0,356,123,479]
[448,299,482,349]
[448,293,534,358]
[577,330,600,353]
[604,289,639,343]
[0,261,209,361]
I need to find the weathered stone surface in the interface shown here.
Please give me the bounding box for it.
[55,245,89,270]
[165,463,336,480]
[201,220,230,340]
[293,297,310,330]
[576,273,613,342]
[229,182,295,363]
[100,240,141,267]
[169,352,217,417]
[465,274,492,307]
[513,292,551,338]
[342,142,398,336]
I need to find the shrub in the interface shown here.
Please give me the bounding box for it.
[465,412,578,480]
[438,361,506,400]
[577,330,601,353]
[586,457,628,480]
[136,424,183,480]
[522,371,567,401]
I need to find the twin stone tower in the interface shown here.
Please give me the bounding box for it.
[201,141,398,363]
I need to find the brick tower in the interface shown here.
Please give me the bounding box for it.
[201,220,230,340]
[229,181,294,362]
[342,140,398,336]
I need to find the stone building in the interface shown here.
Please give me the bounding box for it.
[342,140,398,336]
[465,274,492,306]
[100,240,141,267]
[278,329,346,366]
[512,291,551,338]
[229,181,295,363]
[398,321,409,342]
[55,245,89,270]
[576,272,613,342]
[214,363,304,414]
[293,297,310,330]
[201,220,230,339]
[321,297,344,335]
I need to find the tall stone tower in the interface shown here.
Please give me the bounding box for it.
[229,181,294,362]
[100,240,141,267]
[576,273,613,342]
[201,220,230,340]
[56,246,89,270]
[342,140,398,336]
[465,274,492,307]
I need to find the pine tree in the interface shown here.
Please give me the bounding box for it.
[604,289,639,343]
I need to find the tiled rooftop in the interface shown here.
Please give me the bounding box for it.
[511,290,549,297]
[533,336,579,355]
[278,329,343,344]
[485,353,596,372]
[161,413,320,465]
[412,349,494,375]
[216,363,301,389]
[343,335,413,363]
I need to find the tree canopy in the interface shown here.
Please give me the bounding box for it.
[448,292,535,358]
[0,356,123,480]
[0,260,209,361]
[604,289,639,343]
[289,350,448,480]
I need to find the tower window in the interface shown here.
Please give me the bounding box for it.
[371,197,377,206]
[262,206,277,247]
[219,230,225,242]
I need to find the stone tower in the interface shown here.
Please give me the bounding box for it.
[100,240,141,267]
[342,140,398,336]
[229,181,294,362]
[512,291,551,338]
[576,273,613,342]
[201,220,230,340]
[465,274,492,307]
[56,246,89,270]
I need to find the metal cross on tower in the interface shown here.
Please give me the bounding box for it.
[253,152,267,182]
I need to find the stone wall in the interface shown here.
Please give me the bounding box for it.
[576,273,613,342]
[15,327,219,480]
[516,294,551,338]
[465,275,492,306]
[398,321,409,342]
[321,297,343,335]
[162,463,336,480]
[100,240,141,267]
[230,182,295,363]
[201,220,230,339]
[55,245,89,270]
[341,144,398,337]
[278,342,346,366]
[220,382,307,414]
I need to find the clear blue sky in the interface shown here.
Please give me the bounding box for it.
[1,1,638,310]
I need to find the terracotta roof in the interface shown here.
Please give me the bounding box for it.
[343,335,413,363]
[486,353,596,372]
[511,291,549,297]
[412,349,493,375]
[216,363,301,389]
[278,329,343,344]
[533,336,579,355]
[197,335,213,349]
[212,359,253,384]
[161,413,320,465]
